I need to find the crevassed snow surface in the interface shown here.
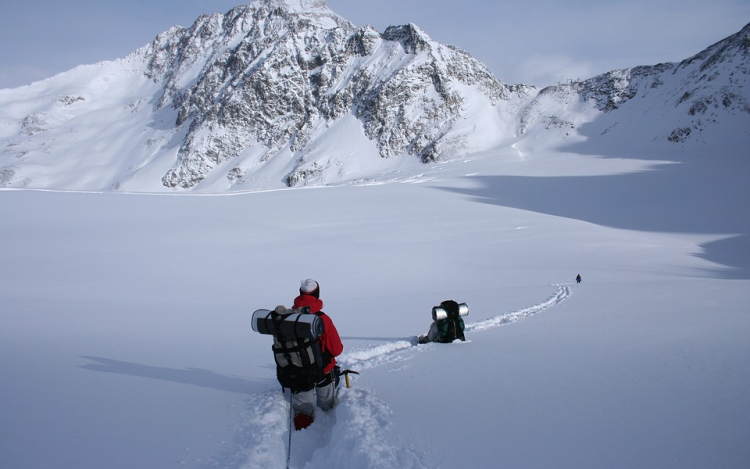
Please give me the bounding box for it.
[1,148,749,469]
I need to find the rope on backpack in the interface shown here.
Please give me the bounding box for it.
[285,389,293,469]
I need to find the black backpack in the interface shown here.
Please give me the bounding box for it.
[433,300,466,343]
[252,306,328,392]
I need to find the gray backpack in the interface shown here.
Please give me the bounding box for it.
[252,306,326,391]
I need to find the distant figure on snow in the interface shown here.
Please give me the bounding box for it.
[576,274,582,284]
[418,300,467,344]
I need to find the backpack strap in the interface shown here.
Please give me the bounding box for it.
[446,316,456,342]
[453,316,465,341]
[313,312,331,368]
[270,310,293,364]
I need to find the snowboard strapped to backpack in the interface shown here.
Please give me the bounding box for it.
[431,300,468,343]
[252,305,328,392]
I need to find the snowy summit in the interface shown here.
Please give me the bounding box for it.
[0,2,747,192]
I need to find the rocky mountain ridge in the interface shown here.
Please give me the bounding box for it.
[0,0,747,192]
[517,23,749,147]
[141,1,531,189]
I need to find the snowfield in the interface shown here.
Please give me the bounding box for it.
[1,147,748,468]
[0,7,748,467]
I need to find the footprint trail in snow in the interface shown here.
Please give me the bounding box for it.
[239,284,571,468]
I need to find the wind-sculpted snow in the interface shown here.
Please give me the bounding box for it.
[237,285,570,468]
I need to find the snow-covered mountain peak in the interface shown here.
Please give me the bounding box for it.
[381,23,433,54]
[115,0,517,190]
[264,0,329,12]
[514,22,749,153]
[0,4,747,193]
[678,22,749,72]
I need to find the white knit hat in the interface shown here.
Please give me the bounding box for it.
[300,278,319,294]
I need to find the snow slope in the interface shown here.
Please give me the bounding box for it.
[1,144,748,468]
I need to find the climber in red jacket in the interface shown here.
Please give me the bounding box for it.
[290,278,343,430]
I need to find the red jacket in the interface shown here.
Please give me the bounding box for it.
[293,294,343,374]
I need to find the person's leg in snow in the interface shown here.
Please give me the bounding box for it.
[418,321,439,344]
[291,369,339,430]
[315,371,337,411]
[292,388,315,430]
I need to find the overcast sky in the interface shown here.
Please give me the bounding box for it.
[1,0,748,89]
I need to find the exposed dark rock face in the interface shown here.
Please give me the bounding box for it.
[140,1,520,188]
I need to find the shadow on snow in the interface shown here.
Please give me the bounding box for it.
[79,356,267,394]
[439,162,750,279]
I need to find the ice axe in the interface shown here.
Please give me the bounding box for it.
[340,369,359,388]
